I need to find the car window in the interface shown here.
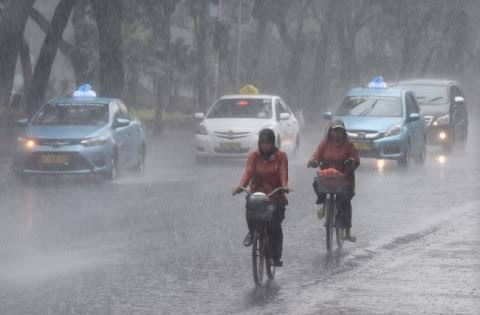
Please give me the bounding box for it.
[207,98,272,119]
[31,103,109,126]
[275,100,289,120]
[336,95,403,117]
[111,102,121,121]
[406,93,420,114]
[118,102,132,120]
[401,85,448,105]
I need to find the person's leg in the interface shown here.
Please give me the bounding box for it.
[269,205,285,266]
[313,178,327,218]
[336,191,356,242]
[313,178,326,204]
[244,204,254,246]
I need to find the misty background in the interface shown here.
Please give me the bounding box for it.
[1,0,480,138]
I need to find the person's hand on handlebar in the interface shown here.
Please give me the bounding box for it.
[232,186,243,195]
[282,187,291,194]
[307,159,319,168]
[344,158,358,172]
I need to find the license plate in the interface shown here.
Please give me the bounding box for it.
[220,142,241,150]
[353,142,372,151]
[41,154,66,164]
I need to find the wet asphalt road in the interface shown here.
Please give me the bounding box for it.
[0,126,479,314]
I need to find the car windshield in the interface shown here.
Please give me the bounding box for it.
[31,103,109,126]
[336,96,403,117]
[401,85,448,105]
[207,98,272,119]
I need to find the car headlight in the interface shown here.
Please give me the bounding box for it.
[196,125,208,135]
[384,124,402,137]
[81,135,109,146]
[18,136,36,149]
[433,113,450,126]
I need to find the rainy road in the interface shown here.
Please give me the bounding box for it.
[0,127,479,314]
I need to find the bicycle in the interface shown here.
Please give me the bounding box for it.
[233,186,288,286]
[310,161,353,251]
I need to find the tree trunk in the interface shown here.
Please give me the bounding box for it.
[152,3,175,135]
[26,0,77,116]
[92,0,125,98]
[19,38,32,111]
[191,0,208,112]
[0,0,35,108]
[249,19,267,84]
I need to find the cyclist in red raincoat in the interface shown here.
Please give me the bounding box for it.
[234,128,288,267]
[307,120,360,241]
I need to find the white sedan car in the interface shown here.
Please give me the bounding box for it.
[194,94,300,161]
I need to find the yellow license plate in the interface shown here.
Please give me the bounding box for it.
[220,142,241,150]
[41,154,66,164]
[353,142,372,151]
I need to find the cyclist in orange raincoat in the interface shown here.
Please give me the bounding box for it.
[307,120,360,241]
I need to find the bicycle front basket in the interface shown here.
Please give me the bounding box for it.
[246,193,275,223]
[317,170,350,194]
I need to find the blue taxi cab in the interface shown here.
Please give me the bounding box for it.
[324,77,427,167]
[13,85,146,180]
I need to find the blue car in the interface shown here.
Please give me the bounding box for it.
[13,85,146,180]
[324,77,427,167]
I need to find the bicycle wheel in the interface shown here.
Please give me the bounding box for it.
[336,227,345,249]
[252,230,265,285]
[325,196,334,251]
[263,226,275,280]
[334,202,344,249]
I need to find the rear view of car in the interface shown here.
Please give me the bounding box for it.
[13,85,146,180]
[398,79,468,152]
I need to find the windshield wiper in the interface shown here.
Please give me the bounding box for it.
[427,96,443,103]
[357,100,378,116]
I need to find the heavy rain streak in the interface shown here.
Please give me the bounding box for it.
[1,1,479,314]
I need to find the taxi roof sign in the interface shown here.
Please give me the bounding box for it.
[73,84,97,97]
[239,84,259,95]
[367,76,388,89]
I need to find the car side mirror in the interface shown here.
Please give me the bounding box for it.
[408,113,420,123]
[279,112,290,120]
[194,112,205,120]
[16,118,29,127]
[113,118,130,128]
[454,96,465,104]
[323,112,333,120]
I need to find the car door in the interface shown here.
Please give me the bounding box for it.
[405,92,424,153]
[281,100,299,145]
[118,101,137,166]
[451,85,468,143]
[275,99,290,149]
[110,102,130,167]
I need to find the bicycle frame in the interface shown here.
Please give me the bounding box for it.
[234,186,286,285]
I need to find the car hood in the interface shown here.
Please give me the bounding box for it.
[419,104,449,117]
[204,118,274,133]
[24,125,109,139]
[334,116,404,132]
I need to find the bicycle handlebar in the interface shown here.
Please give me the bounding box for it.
[233,186,290,197]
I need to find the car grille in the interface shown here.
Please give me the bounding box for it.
[347,130,382,140]
[213,147,250,154]
[36,138,82,147]
[423,116,434,127]
[213,131,251,140]
[24,152,92,171]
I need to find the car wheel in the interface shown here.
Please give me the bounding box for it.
[134,144,146,175]
[414,138,426,165]
[397,141,411,168]
[107,154,119,180]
